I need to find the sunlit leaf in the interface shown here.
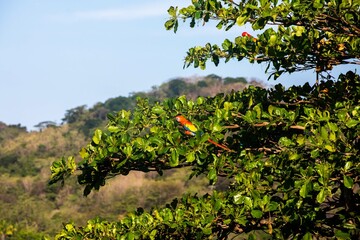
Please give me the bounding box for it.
[343,175,354,189]
[92,129,103,145]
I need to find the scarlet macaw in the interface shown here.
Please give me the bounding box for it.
[242,32,257,42]
[175,115,233,152]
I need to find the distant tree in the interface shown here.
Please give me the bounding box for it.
[80,119,103,137]
[223,77,247,85]
[197,80,208,87]
[62,105,87,124]
[0,122,27,142]
[104,96,135,112]
[167,79,189,97]
[205,74,222,81]
[0,153,18,168]
[8,124,27,131]
[90,106,108,121]
[34,121,57,131]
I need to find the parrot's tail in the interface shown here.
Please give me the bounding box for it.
[207,139,234,152]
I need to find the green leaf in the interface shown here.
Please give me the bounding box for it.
[212,54,220,66]
[164,19,175,30]
[316,188,327,203]
[123,146,133,158]
[79,148,89,159]
[214,199,222,211]
[337,110,348,121]
[248,96,253,108]
[320,126,328,140]
[108,125,119,133]
[212,123,222,132]
[170,149,179,167]
[223,101,232,111]
[197,96,205,105]
[268,105,275,115]
[343,222,357,229]
[233,193,242,204]
[294,26,305,36]
[302,232,312,240]
[253,104,262,118]
[92,129,102,145]
[296,135,305,145]
[324,144,335,152]
[289,152,300,161]
[186,151,196,163]
[167,6,177,17]
[173,19,179,33]
[279,137,294,147]
[313,0,323,8]
[127,232,135,240]
[244,196,253,208]
[195,10,202,19]
[334,230,350,239]
[316,163,331,183]
[152,106,165,114]
[202,227,212,235]
[346,119,358,128]
[344,161,353,172]
[269,34,277,46]
[300,180,312,198]
[248,233,256,240]
[343,175,354,189]
[310,149,320,158]
[236,15,248,26]
[251,209,263,219]
[327,122,338,131]
[208,168,217,181]
[65,223,75,232]
[150,229,157,240]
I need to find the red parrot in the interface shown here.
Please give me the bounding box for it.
[242,32,257,42]
[175,115,233,152]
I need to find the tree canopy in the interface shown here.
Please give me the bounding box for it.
[165,0,360,79]
[50,0,360,239]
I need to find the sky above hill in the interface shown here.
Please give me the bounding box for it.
[0,1,358,130]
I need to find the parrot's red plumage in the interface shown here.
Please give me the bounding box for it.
[175,115,233,152]
[175,115,198,136]
[242,32,257,42]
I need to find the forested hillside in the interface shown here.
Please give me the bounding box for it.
[61,74,262,137]
[0,75,261,238]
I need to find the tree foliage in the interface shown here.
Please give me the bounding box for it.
[165,0,360,79]
[51,71,360,239]
[50,0,360,239]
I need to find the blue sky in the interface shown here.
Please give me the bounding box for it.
[0,1,358,130]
